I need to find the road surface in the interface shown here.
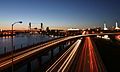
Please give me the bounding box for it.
[74,37,106,72]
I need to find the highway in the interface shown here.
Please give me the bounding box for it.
[0,35,82,70]
[74,37,106,72]
[0,32,119,71]
[46,39,82,72]
[46,31,106,72]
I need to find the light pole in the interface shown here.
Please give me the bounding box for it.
[12,21,22,35]
[11,21,22,72]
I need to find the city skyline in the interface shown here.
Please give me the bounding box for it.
[0,0,120,30]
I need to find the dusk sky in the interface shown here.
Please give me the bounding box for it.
[0,0,120,30]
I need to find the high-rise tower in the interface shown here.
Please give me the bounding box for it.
[115,21,119,30]
[41,23,43,30]
[29,22,31,32]
[104,23,108,30]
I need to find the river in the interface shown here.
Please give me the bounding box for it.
[0,34,54,54]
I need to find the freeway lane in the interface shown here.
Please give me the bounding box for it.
[46,39,82,72]
[75,37,106,72]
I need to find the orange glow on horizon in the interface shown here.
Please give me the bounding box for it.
[0,26,68,30]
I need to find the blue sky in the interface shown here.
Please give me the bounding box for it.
[0,0,120,30]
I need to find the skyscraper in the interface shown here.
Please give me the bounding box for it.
[29,22,31,32]
[41,23,43,30]
[115,21,119,30]
[104,23,108,30]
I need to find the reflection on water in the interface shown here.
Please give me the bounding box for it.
[0,34,54,54]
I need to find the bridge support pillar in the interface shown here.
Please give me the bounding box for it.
[70,40,72,44]
[37,55,42,71]
[4,47,6,54]
[67,41,70,45]
[27,62,31,72]
[62,44,64,49]
[51,49,54,59]
[59,45,62,52]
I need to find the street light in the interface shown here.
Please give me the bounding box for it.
[11,21,22,72]
[12,21,22,35]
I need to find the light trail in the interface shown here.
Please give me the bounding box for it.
[58,40,81,72]
[46,39,82,72]
[75,37,105,72]
[46,40,78,72]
